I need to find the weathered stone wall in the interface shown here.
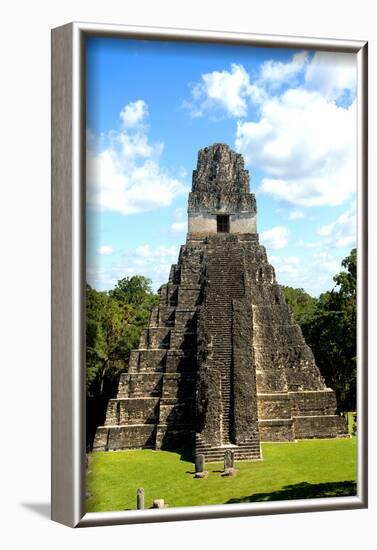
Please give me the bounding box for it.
[192,143,250,194]
[93,425,157,451]
[93,240,203,453]
[188,211,256,235]
[188,143,257,239]
[188,212,217,235]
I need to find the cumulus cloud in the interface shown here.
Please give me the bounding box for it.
[288,209,305,220]
[270,255,301,280]
[259,52,308,89]
[96,245,113,255]
[305,52,356,101]
[236,90,356,206]
[87,244,179,292]
[183,63,263,118]
[298,240,321,249]
[260,226,289,249]
[317,206,356,247]
[87,100,187,215]
[135,244,178,258]
[312,251,341,276]
[120,99,148,128]
[184,51,357,209]
[171,221,187,233]
[269,251,343,296]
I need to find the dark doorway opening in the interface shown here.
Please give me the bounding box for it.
[217,215,230,233]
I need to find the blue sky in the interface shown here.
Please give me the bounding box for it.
[86,37,357,297]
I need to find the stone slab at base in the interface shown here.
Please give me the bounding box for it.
[194,471,209,479]
[221,468,239,477]
[93,425,156,451]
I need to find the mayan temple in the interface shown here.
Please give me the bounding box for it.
[93,143,347,461]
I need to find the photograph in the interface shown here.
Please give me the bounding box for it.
[84,34,359,514]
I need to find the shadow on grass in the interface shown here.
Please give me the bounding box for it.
[175,446,195,463]
[226,481,356,504]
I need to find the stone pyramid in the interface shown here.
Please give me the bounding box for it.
[93,143,347,461]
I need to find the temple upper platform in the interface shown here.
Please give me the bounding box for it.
[188,143,257,237]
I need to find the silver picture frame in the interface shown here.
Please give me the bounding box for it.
[51,21,368,528]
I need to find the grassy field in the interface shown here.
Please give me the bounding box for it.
[86,438,357,512]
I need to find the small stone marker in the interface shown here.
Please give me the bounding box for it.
[152,499,165,509]
[224,449,234,469]
[195,454,204,473]
[222,450,235,476]
[137,487,144,510]
[85,453,92,472]
[194,454,207,478]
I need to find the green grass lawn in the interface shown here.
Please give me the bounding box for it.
[86,438,357,512]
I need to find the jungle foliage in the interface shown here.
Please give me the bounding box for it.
[282,248,356,412]
[86,276,159,446]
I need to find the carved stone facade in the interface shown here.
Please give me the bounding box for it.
[93,143,347,461]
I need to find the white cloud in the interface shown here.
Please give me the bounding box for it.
[236,90,356,207]
[270,255,301,279]
[184,51,357,210]
[120,99,148,127]
[288,209,305,220]
[184,63,263,118]
[259,52,308,88]
[305,52,356,101]
[298,240,321,249]
[87,100,187,215]
[87,244,179,292]
[312,251,341,275]
[317,206,356,247]
[268,251,342,296]
[96,245,113,255]
[171,221,187,233]
[135,245,178,258]
[260,226,289,249]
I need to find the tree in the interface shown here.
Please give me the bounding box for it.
[281,286,318,325]
[86,276,158,447]
[283,249,357,412]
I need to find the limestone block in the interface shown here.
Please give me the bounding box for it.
[252,304,294,325]
[139,327,171,349]
[104,400,119,426]
[257,393,292,420]
[117,373,163,398]
[165,350,193,373]
[290,390,337,416]
[293,415,347,439]
[177,287,201,308]
[136,349,167,372]
[174,309,198,332]
[258,419,295,441]
[118,398,159,425]
[169,330,196,350]
[93,427,109,451]
[107,425,156,450]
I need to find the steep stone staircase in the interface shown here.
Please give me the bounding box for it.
[206,242,244,445]
[195,237,262,462]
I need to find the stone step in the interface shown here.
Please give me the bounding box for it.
[197,448,261,454]
[195,451,261,462]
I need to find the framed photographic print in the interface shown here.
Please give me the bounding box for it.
[51,22,368,528]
